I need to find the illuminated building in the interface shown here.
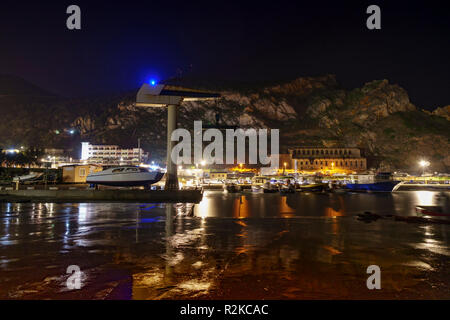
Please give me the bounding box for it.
[62,164,102,183]
[80,142,148,165]
[287,147,367,172]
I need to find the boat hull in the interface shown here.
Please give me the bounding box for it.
[263,188,278,193]
[86,171,165,186]
[299,183,327,192]
[224,185,240,193]
[345,181,400,192]
[416,205,450,217]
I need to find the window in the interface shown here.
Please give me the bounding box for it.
[79,168,86,177]
[112,168,124,173]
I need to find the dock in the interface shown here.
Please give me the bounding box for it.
[0,189,203,203]
[397,184,450,191]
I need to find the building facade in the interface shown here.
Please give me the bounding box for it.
[81,142,149,165]
[62,164,102,183]
[42,148,73,167]
[288,147,367,172]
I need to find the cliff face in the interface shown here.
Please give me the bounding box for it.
[431,105,450,121]
[0,75,449,172]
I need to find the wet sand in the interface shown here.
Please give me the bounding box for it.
[0,191,449,299]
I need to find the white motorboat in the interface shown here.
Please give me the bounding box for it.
[86,166,164,187]
[13,172,43,182]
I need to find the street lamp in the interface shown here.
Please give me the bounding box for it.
[419,160,430,176]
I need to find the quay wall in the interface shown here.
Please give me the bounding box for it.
[0,189,203,203]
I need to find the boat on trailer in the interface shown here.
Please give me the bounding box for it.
[86,166,164,187]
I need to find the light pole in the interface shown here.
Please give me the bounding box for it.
[419,160,430,176]
[136,82,219,190]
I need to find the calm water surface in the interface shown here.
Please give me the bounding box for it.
[0,190,449,299]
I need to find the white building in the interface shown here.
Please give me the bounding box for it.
[81,142,148,165]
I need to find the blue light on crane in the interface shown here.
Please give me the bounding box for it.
[150,79,157,86]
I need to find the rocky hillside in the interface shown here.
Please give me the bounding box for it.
[0,74,449,172]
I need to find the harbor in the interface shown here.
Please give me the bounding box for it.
[0,190,449,299]
[0,81,448,301]
[1,1,450,305]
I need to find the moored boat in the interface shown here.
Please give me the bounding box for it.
[299,183,327,192]
[224,183,240,193]
[86,166,164,187]
[251,185,263,193]
[415,205,450,217]
[345,172,400,192]
[416,192,450,217]
[280,185,296,194]
[262,181,279,193]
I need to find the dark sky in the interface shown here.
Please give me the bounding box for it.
[1,0,449,109]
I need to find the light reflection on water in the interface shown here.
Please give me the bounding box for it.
[193,190,445,219]
[0,190,448,299]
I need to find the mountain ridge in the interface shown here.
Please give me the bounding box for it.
[0,75,449,172]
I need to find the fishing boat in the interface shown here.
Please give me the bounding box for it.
[86,166,164,187]
[345,172,400,192]
[299,183,328,192]
[224,183,240,193]
[280,185,296,194]
[251,185,263,193]
[262,182,279,193]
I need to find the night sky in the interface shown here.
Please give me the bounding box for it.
[1,0,449,109]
